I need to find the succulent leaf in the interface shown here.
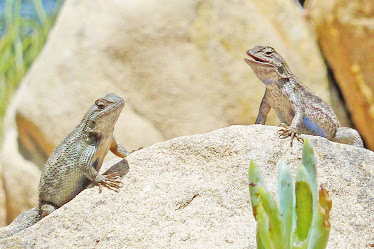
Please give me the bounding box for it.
[294,165,313,243]
[249,160,268,216]
[308,186,332,249]
[278,160,294,249]
[301,139,318,227]
[256,200,273,249]
[249,140,331,249]
[258,185,286,249]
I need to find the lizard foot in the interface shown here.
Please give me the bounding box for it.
[96,172,124,193]
[278,123,304,146]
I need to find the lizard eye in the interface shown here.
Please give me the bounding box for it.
[277,66,284,74]
[95,100,106,109]
[265,51,273,56]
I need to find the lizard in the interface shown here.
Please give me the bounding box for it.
[244,45,364,147]
[0,93,130,239]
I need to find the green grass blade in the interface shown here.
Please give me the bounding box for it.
[32,0,49,27]
[5,0,14,27]
[0,0,64,138]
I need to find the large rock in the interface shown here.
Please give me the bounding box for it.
[310,0,374,150]
[1,0,332,223]
[0,130,39,225]
[0,125,373,248]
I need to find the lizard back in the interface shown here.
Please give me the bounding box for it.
[38,127,91,207]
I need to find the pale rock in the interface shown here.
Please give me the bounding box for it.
[0,125,373,248]
[1,0,333,224]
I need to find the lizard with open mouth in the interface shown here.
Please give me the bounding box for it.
[244,45,364,147]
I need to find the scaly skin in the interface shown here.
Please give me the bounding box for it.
[0,93,129,239]
[244,46,364,147]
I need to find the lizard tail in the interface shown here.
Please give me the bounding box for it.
[332,127,364,148]
[0,207,41,240]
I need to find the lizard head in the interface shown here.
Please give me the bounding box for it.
[244,46,288,86]
[85,93,125,134]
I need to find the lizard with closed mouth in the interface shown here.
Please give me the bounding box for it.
[0,93,130,239]
[244,45,364,147]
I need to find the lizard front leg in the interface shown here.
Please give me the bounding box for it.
[255,92,271,124]
[79,145,123,193]
[278,85,305,146]
[110,136,130,158]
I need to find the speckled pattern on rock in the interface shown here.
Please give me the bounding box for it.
[0,125,373,248]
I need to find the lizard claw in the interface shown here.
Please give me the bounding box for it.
[96,172,124,193]
[277,123,304,146]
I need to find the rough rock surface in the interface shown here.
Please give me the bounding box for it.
[0,125,373,248]
[0,0,334,224]
[310,0,374,150]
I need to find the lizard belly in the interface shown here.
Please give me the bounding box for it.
[275,108,329,138]
[273,103,294,125]
[268,92,294,125]
[275,110,293,125]
[301,117,328,138]
[301,100,339,138]
[92,136,112,172]
[271,96,336,138]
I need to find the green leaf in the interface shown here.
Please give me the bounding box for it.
[249,161,273,248]
[258,185,286,249]
[293,165,313,245]
[278,160,294,249]
[249,160,267,216]
[302,139,317,205]
[249,141,332,249]
[308,186,332,249]
[256,200,273,249]
[256,229,266,249]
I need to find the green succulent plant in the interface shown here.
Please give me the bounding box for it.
[248,139,332,249]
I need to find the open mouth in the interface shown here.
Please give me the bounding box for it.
[244,51,272,67]
[245,51,270,63]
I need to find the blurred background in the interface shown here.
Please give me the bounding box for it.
[0,0,373,226]
[0,0,63,135]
